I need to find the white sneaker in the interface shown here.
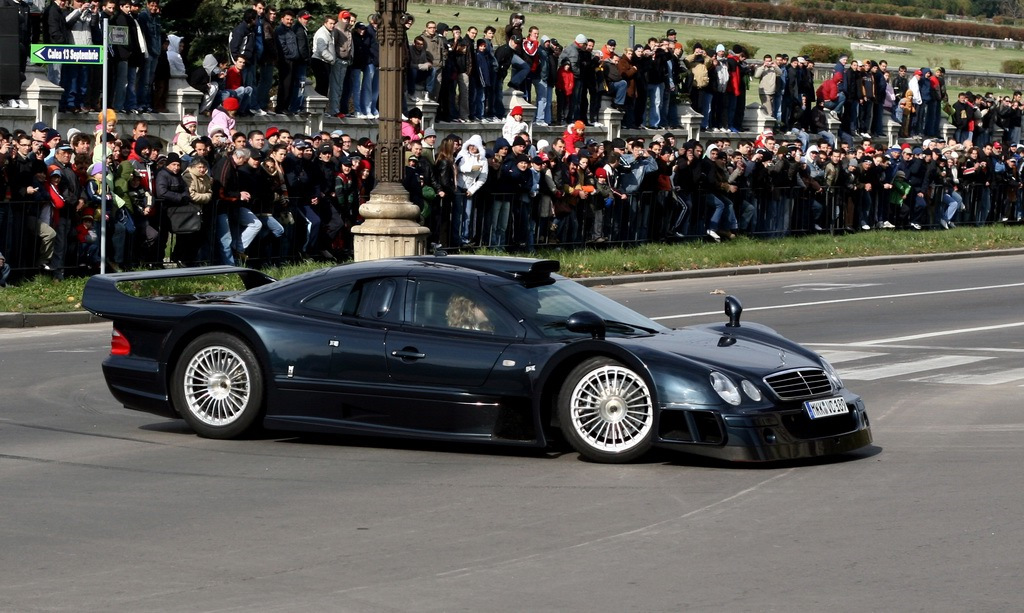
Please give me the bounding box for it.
[371,113,379,119]
[7,99,18,108]
[534,120,548,127]
[881,220,895,229]
[592,122,604,128]
[813,224,823,231]
[909,222,922,230]
[255,109,268,116]
[939,218,949,229]
[706,229,720,242]
[16,99,27,108]
[860,224,871,231]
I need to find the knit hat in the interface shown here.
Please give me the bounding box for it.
[222,97,239,111]
[512,135,528,148]
[573,120,585,131]
[134,137,151,154]
[166,152,181,165]
[575,34,587,45]
[595,167,608,179]
[98,109,117,125]
[88,162,105,175]
[265,126,280,139]
[182,114,197,126]
[510,105,523,116]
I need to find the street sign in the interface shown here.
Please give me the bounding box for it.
[30,44,104,65]
[108,26,129,45]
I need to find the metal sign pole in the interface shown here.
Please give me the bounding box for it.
[99,16,109,274]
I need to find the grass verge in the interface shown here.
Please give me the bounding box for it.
[2,225,1023,313]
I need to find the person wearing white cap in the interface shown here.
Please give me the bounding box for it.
[172,114,201,158]
[558,34,588,122]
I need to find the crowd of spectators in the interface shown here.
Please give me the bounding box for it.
[3,6,1024,287]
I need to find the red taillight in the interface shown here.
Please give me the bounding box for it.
[110,328,131,356]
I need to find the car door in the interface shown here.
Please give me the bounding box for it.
[382,276,525,434]
[282,275,404,424]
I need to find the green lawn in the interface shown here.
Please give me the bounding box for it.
[366,0,1024,74]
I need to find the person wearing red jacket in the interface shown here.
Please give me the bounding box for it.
[562,120,585,155]
[817,71,845,119]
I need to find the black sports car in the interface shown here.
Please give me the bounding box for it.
[82,256,872,463]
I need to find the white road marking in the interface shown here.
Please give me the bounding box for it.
[852,322,1024,346]
[838,355,993,381]
[650,281,1024,320]
[809,343,1024,354]
[782,282,883,293]
[817,350,886,364]
[909,367,1024,386]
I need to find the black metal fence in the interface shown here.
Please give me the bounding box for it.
[2,183,1021,282]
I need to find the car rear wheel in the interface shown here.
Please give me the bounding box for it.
[172,332,264,439]
[558,357,655,463]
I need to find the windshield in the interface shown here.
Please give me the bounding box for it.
[487,278,668,339]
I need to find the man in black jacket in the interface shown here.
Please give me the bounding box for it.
[289,10,313,114]
[274,10,299,114]
[42,0,70,87]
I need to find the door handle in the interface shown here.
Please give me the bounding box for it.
[391,349,426,360]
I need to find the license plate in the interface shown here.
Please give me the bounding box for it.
[804,397,849,419]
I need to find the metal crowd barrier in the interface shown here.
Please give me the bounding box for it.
[3,182,1022,282]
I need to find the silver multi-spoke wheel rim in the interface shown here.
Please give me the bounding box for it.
[183,346,252,427]
[569,365,653,453]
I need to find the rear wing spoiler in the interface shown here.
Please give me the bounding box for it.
[82,266,276,322]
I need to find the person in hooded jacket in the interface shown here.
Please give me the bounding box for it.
[455,134,487,246]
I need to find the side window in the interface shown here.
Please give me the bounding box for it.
[303,282,357,315]
[302,278,399,320]
[408,279,515,336]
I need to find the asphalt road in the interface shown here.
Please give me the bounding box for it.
[2,255,1023,612]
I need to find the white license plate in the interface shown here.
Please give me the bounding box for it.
[804,397,849,419]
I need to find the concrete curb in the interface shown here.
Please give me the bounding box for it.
[574,247,1024,286]
[3,247,1024,328]
[0,311,107,329]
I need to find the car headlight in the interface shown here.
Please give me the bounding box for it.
[740,379,763,402]
[710,371,742,405]
[819,356,844,390]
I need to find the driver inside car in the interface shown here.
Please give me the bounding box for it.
[446,293,494,332]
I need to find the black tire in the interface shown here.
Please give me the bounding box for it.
[171,332,264,439]
[557,357,655,463]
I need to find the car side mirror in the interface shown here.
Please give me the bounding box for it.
[566,310,606,340]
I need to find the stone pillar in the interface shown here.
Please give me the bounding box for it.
[352,0,429,260]
[678,106,703,142]
[745,102,774,134]
[24,74,63,130]
[169,75,202,118]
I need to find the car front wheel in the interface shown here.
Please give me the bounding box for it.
[558,357,655,463]
[171,332,264,439]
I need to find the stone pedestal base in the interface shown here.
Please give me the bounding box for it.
[352,182,430,261]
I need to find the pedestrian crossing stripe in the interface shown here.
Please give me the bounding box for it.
[835,355,993,381]
[814,349,1024,387]
[909,367,1024,386]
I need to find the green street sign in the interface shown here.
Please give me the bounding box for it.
[30,44,104,65]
